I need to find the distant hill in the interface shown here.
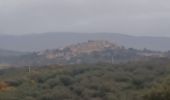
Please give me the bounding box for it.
[0,32,170,51]
[7,40,165,66]
[36,40,165,64]
[37,40,122,62]
[0,40,167,66]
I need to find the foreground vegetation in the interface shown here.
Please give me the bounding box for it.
[0,58,170,100]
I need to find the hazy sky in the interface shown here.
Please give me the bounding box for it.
[0,0,170,36]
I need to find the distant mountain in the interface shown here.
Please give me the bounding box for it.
[0,32,170,51]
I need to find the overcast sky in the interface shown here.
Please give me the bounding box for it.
[0,0,170,36]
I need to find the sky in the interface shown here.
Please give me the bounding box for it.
[0,0,170,37]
